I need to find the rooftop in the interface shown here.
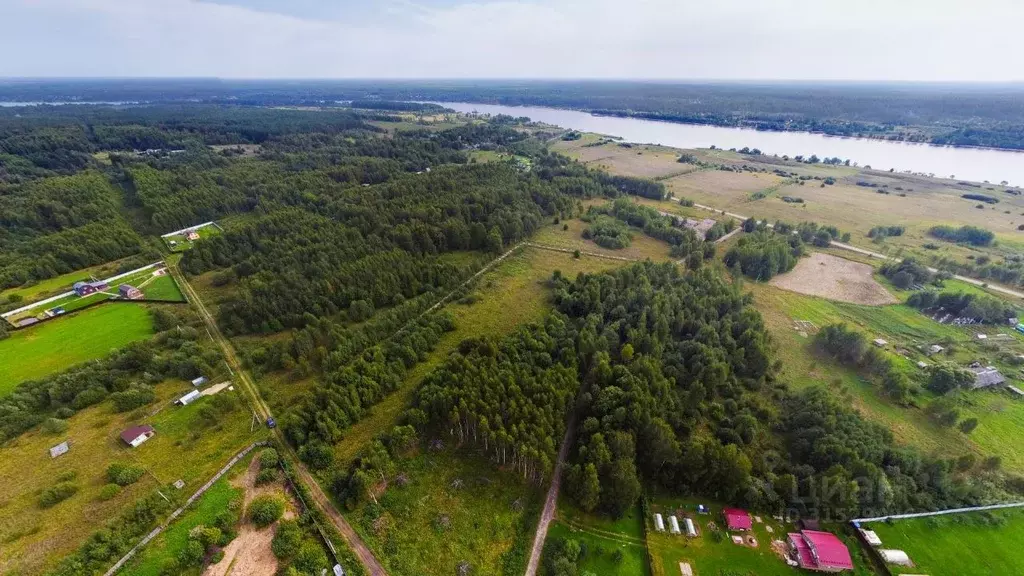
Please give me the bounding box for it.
[723,507,752,531]
[120,424,154,443]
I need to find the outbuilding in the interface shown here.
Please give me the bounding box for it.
[654,513,665,532]
[120,425,155,448]
[119,284,144,300]
[669,515,681,534]
[873,338,888,348]
[176,390,201,406]
[191,376,208,387]
[879,549,912,567]
[788,530,854,572]
[859,529,882,547]
[724,508,752,531]
[684,517,697,537]
[49,441,70,459]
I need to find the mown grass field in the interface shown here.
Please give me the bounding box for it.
[0,381,262,575]
[140,273,185,301]
[547,502,650,575]
[0,304,155,396]
[350,449,543,576]
[645,498,876,576]
[867,508,1024,575]
[330,247,625,468]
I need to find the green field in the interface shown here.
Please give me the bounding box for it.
[0,304,155,395]
[162,224,222,252]
[350,449,542,576]
[121,460,247,576]
[139,273,185,301]
[0,380,262,575]
[0,259,133,304]
[867,508,1024,575]
[547,503,651,575]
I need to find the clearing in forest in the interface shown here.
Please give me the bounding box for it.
[769,252,897,305]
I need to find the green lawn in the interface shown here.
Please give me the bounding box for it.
[121,461,247,576]
[0,304,155,395]
[140,274,185,301]
[867,508,1024,575]
[546,502,650,575]
[163,224,221,252]
[349,449,543,576]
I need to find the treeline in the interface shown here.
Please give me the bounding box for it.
[907,290,1018,323]
[596,198,710,264]
[880,258,934,289]
[724,229,803,280]
[582,215,632,249]
[813,324,914,404]
[0,308,219,442]
[929,225,995,246]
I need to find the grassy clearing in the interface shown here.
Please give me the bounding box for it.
[0,258,133,304]
[120,459,248,576]
[532,217,676,262]
[330,247,623,468]
[866,508,1024,575]
[140,273,185,301]
[0,380,262,575]
[350,449,543,576]
[552,137,701,180]
[162,224,222,253]
[645,498,876,576]
[548,502,650,575]
[0,304,155,396]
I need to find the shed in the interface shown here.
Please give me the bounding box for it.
[859,529,882,547]
[1009,385,1024,397]
[16,317,39,327]
[879,549,912,566]
[929,344,945,355]
[724,508,752,531]
[333,565,345,576]
[669,515,681,534]
[191,376,208,387]
[177,390,201,406]
[654,513,665,532]
[73,281,97,296]
[684,517,697,537]
[969,365,1006,389]
[120,424,155,447]
[49,441,70,459]
[916,361,928,369]
[873,339,888,347]
[186,231,200,241]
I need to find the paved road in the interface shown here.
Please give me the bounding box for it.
[689,202,1024,300]
[524,415,576,576]
[172,267,388,576]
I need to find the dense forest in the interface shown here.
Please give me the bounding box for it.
[3,80,1023,149]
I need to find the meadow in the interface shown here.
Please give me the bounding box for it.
[531,215,677,263]
[547,502,651,575]
[867,508,1024,575]
[0,381,263,575]
[0,258,134,304]
[0,304,155,395]
[349,449,543,576]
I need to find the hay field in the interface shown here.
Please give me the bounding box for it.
[665,170,785,204]
[770,253,896,305]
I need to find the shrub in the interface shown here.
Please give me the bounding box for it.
[107,462,147,486]
[293,540,330,573]
[248,494,285,527]
[929,225,995,247]
[271,519,303,559]
[98,483,121,501]
[42,417,68,435]
[109,386,156,413]
[258,448,280,470]
[39,482,78,508]
[256,468,279,486]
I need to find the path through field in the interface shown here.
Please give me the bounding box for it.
[525,414,576,576]
[691,202,1024,300]
[172,267,389,576]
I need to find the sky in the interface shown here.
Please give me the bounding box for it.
[2,0,1023,81]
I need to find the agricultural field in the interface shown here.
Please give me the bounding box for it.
[645,498,876,576]
[0,380,262,575]
[546,502,650,575]
[866,508,1024,575]
[555,135,698,179]
[0,304,156,395]
[349,449,543,576]
[770,252,897,305]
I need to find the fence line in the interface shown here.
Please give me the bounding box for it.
[103,441,267,576]
[851,500,1024,524]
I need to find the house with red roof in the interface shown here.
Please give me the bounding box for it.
[787,530,854,572]
[120,424,155,448]
[723,507,752,531]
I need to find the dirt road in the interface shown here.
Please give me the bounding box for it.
[173,267,388,576]
[524,415,576,576]
[690,203,1024,300]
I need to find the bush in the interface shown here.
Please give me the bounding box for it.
[259,448,280,469]
[271,519,303,559]
[256,468,279,486]
[42,417,69,435]
[39,482,78,508]
[109,385,156,413]
[107,462,147,486]
[248,494,285,527]
[929,225,995,246]
[98,483,121,501]
[293,540,330,573]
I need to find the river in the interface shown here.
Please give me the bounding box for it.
[432,102,1024,186]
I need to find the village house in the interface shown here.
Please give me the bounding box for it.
[120,424,155,448]
[787,530,854,572]
[119,284,144,300]
[723,508,752,531]
[186,231,201,241]
[969,365,1006,389]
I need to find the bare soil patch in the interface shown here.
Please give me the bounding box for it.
[770,252,897,305]
[204,457,294,576]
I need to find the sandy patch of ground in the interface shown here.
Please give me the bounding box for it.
[200,382,233,397]
[204,457,294,576]
[770,252,897,305]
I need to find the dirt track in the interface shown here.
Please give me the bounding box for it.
[770,252,897,305]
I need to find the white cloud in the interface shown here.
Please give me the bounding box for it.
[1,0,1021,80]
